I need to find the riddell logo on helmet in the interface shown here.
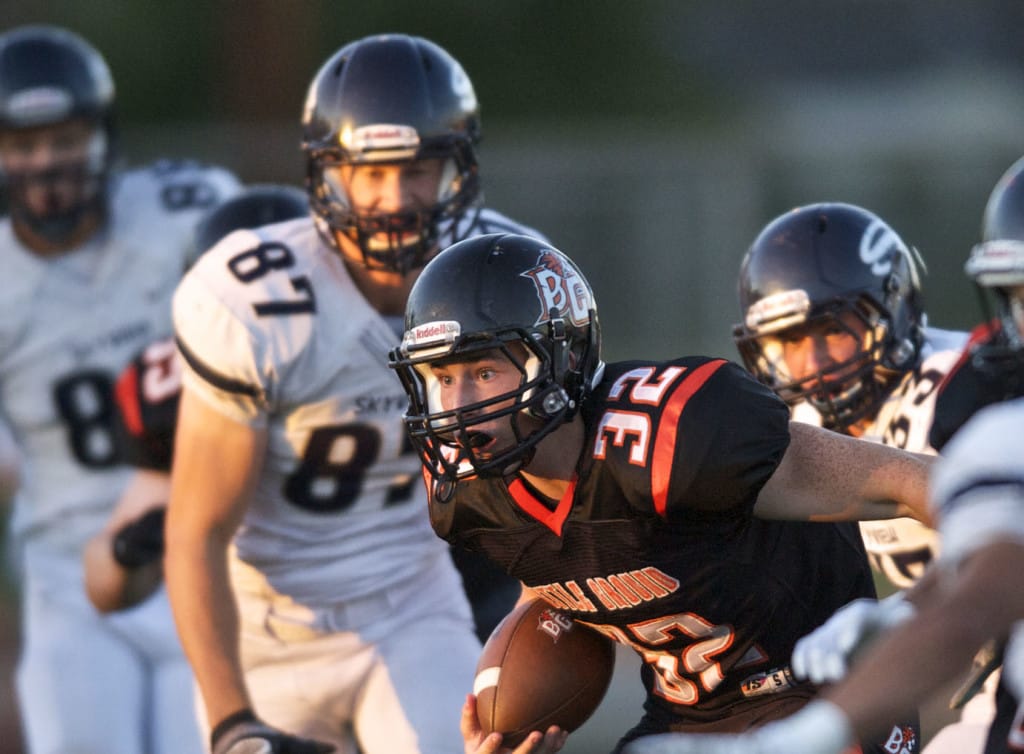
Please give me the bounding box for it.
[347,123,420,155]
[521,250,591,327]
[407,320,460,346]
[7,87,73,125]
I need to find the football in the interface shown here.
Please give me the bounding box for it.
[473,598,616,747]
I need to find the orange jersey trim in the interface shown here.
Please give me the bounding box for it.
[651,359,727,517]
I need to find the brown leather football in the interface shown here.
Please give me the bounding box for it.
[473,598,616,747]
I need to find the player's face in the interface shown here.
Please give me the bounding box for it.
[771,309,869,383]
[327,158,446,259]
[0,118,99,219]
[429,345,542,459]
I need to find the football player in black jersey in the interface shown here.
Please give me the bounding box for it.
[389,233,931,754]
[929,155,1024,453]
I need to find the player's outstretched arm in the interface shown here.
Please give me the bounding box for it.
[623,538,1024,754]
[164,386,268,731]
[754,421,933,525]
[462,695,568,754]
[622,700,854,754]
[82,469,169,612]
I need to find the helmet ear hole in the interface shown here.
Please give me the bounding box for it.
[531,385,569,419]
[884,338,918,371]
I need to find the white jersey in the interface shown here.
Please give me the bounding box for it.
[792,327,968,588]
[931,397,1024,571]
[173,208,546,606]
[930,398,1024,731]
[0,161,240,570]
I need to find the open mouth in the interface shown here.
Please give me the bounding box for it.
[811,377,860,408]
[464,430,495,452]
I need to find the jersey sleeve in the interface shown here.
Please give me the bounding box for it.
[592,358,791,520]
[112,338,181,471]
[662,360,791,518]
[172,244,272,427]
[931,398,1024,566]
[929,323,1014,452]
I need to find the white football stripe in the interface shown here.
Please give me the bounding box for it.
[473,666,501,695]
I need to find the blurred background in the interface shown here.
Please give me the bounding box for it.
[2,1,1023,751]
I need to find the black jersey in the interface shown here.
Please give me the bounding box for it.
[112,336,181,471]
[430,356,878,726]
[930,322,1024,451]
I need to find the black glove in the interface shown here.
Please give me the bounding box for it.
[211,709,335,754]
[111,507,166,569]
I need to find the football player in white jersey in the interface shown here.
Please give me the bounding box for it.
[165,34,548,754]
[0,25,241,754]
[733,203,966,592]
[621,270,1024,754]
[82,184,311,615]
[85,183,526,638]
[930,155,1024,454]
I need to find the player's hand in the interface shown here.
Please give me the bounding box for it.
[111,506,166,569]
[791,593,915,684]
[461,694,567,754]
[211,710,335,754]
[622,701,853,754]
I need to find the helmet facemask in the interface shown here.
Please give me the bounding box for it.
[965,239,1024,393]
[307,136,480,276]
[2,122,110,246]
[737,294,894,432]
[393,327,573,490]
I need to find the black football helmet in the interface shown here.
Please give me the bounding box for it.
[733,202,925,431]
[301,34,481,275]
[389,234,603,490]
[193,183,308,258]
[964,156,1024,388]
[0,25,116,244]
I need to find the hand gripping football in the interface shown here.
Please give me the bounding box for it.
[473,598,616,747]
